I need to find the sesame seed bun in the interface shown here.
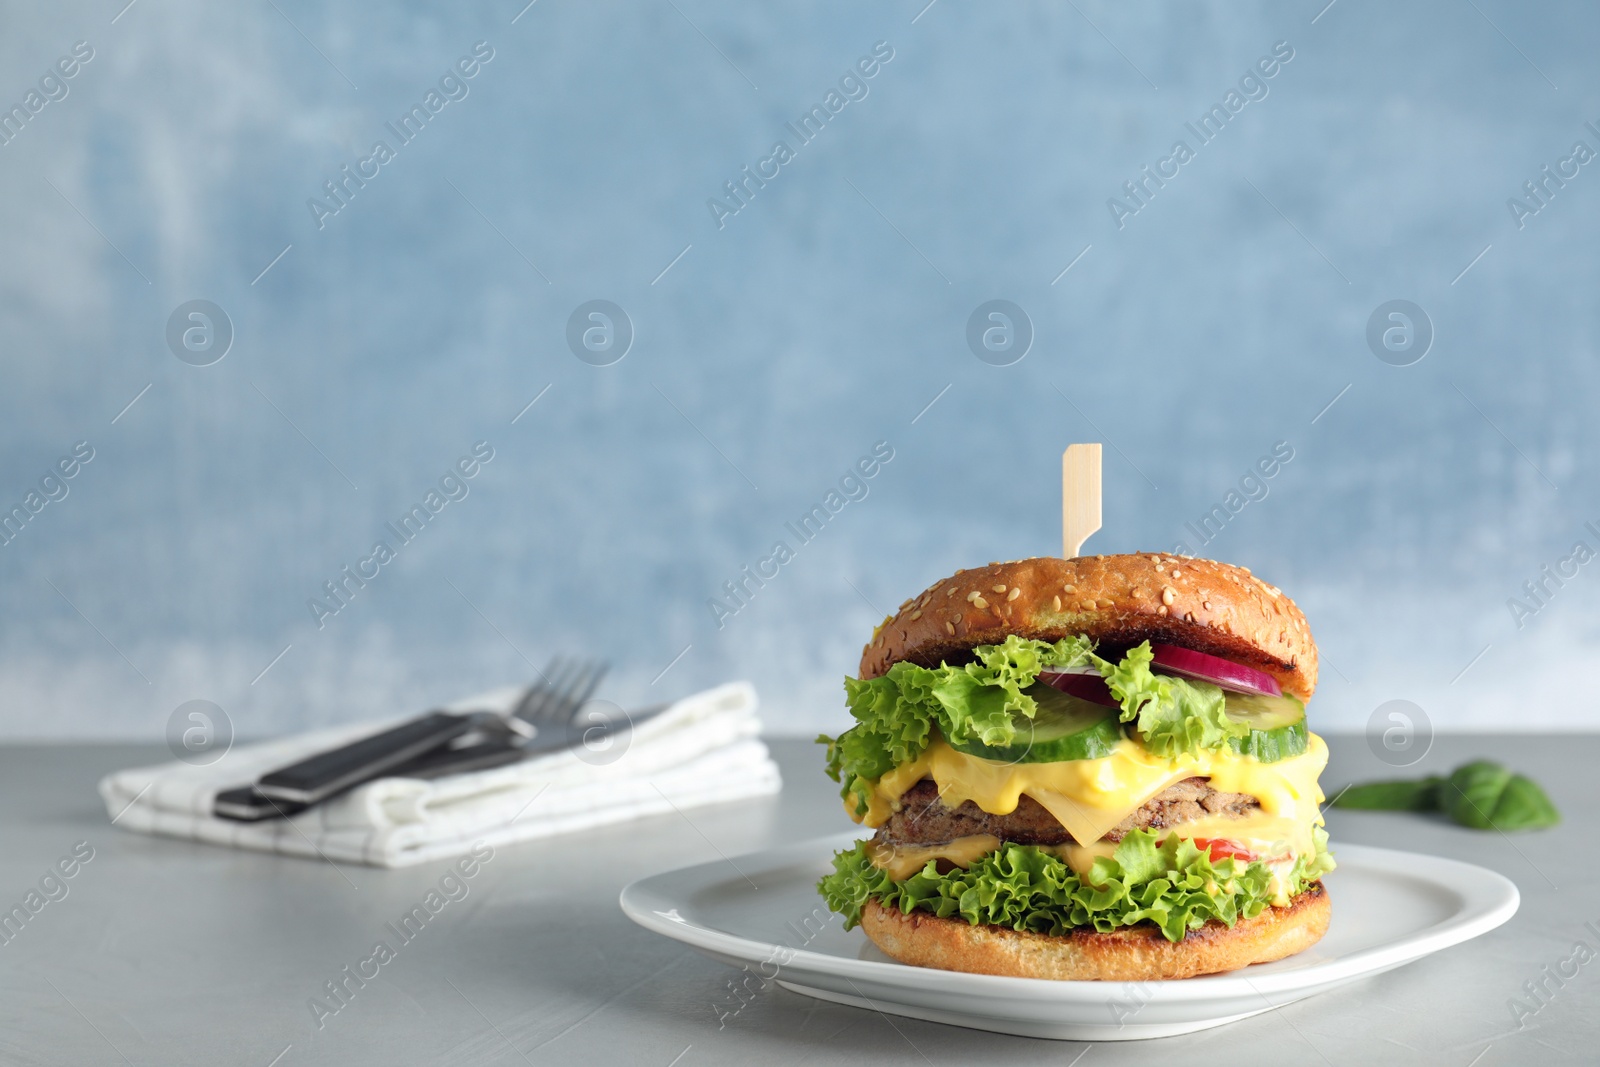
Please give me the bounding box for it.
[860,882,1330,981]
[859,555,1317,701]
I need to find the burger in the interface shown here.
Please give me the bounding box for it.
[817,554,1334,980]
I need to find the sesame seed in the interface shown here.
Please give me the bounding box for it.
[1052,595,1061,611]
[1161,587,1176,606]
[993,584,1007,593]
[946,621,955,635]
[1098,597,1114,609]
[1185,611,1196,622]
[1157,605,1168,616]
[973,596,989,610]
[1062,585,1076,594]
[1202,600,1212,611]
[946,587,958,597]
[1080,599,1095,610]
[1171,569,1181,579]
[966,591,981,604]
[910,610,922,620]
[1148,556,1160,564]
[1006,587,1021,602]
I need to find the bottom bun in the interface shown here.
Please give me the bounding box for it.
[860,883,1329,981]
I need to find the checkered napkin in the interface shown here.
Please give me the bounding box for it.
[97,681,779,868]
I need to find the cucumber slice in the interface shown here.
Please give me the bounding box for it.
[947,684,1124,764]
[1225,692,1308,762]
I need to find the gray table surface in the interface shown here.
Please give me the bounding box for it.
[0,733,1592,1066]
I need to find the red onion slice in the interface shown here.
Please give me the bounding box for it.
[1149,644,1282,697]
[1037,670,1120,709]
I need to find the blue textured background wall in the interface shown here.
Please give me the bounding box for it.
[1,1,1596,739]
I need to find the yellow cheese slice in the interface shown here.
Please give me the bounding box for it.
[868,834,1001,880]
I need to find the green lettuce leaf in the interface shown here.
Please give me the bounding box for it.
[820,635,1245,815]
[822,634,1095,815]
[1101,642,1248,758]
[817,828,1334,944]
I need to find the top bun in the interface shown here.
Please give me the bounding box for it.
[859,555,1317,701]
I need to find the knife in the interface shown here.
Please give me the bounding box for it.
[390,701,670,780]
[249,708,531,806]
[213,680,546,821]
[213,785,305,821]
[213,699,669,816]
[213,666,636,819]
[211,707,531,821]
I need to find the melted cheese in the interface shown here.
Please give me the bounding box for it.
[868,834,1000,880]
[1050,839,1119,876]
[851,733,1329,859]
[1261,855,1300,907]
[1156,811,1310,860]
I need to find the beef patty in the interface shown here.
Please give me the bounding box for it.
[874,777,1260,848]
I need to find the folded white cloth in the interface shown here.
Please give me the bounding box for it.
[98,681,780,868]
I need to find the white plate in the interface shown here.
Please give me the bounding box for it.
[620,832,1518,1041]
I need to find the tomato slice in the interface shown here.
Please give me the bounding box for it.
[1189,837,1256,862]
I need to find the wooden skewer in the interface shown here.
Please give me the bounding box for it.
[1062,444,1102,558]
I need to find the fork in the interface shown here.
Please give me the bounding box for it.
[394,657,611,778]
